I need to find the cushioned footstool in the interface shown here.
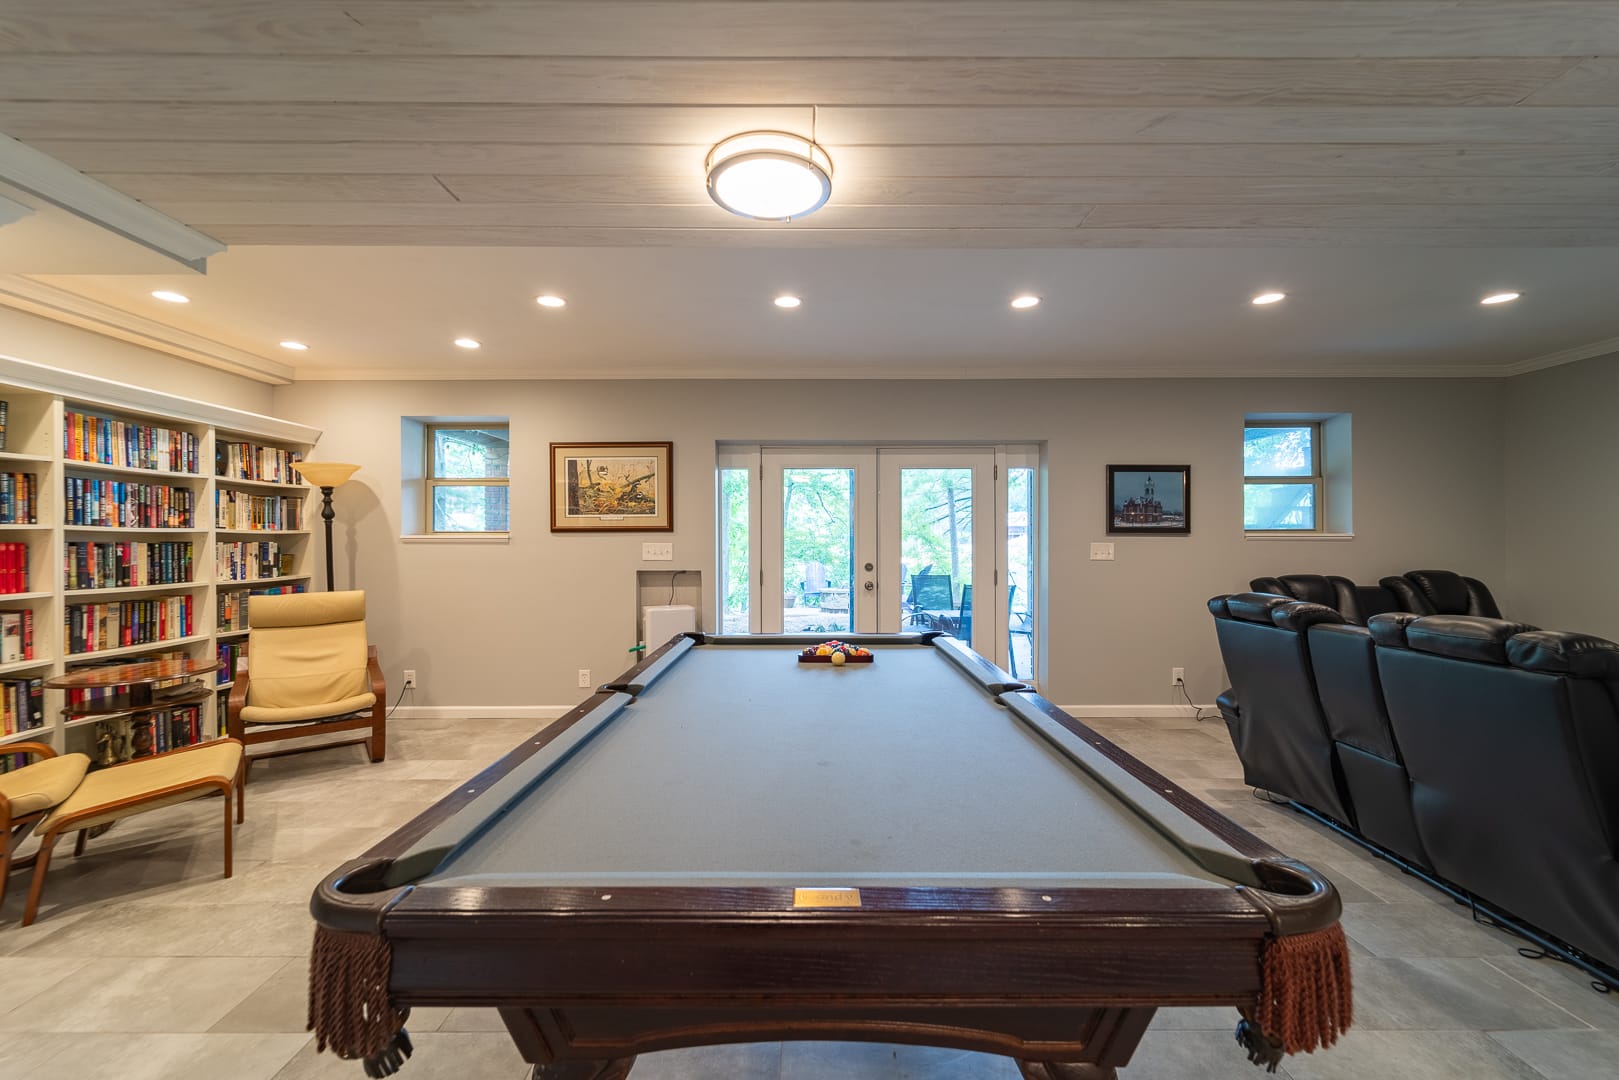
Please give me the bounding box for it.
[21,738,245,926]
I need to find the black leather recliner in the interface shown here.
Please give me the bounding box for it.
[1249,573,1403,626]
[1208,593,1356,825]
[1307,622,1431,869]
[1379,569,1502,619]
[1371,614,1619,971]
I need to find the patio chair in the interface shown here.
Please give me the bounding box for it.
[1008,583,1034,678]
[907,573,954,629]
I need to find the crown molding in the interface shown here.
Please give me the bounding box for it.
[1499,335,1619,378]
[0,275,294,385]
[0,133,222,272]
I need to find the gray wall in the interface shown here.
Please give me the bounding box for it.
[1502,351,1619,640]
[0,306,276,412]
[273,375,1505,711]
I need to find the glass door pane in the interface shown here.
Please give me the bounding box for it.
[782,467,855,635]
[719,467,750,633]
[1007,465,1036,681]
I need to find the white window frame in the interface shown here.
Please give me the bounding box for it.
[1243,420,1324,534]
[425,422,511,536]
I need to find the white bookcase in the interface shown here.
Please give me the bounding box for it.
[0,354,321,765]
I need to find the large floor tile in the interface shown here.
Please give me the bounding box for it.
[0,955,285,1032]
[0,956,91,1008]
[209,957,311,1034]
[1488,1028,1619,1080]
[1118,1028,1298,1079]
[19,1032,310,1080]
[269,1031,530,1080]
[1341,901,1526,960]
[1349,956,1589,1031]
[1483,953,1619,1031]
[1282,1030,1544,1080]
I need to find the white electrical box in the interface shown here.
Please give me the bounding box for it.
[643,604,697,647]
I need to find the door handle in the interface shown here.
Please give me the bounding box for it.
[863,581,875,592]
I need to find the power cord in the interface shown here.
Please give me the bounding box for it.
[666,569,689,604]
[1178,678,1214,722]
[387,683,412,719]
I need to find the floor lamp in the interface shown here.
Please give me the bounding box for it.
[291,461,360,591]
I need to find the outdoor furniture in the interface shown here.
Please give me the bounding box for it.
[906,573,954,629]
[1009,583,1034,679]
[940,583,974,640]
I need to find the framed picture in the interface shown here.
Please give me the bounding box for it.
[1106,465,1190,536]
[550,442,673,531]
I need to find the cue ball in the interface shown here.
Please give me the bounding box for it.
[829,651,846,666]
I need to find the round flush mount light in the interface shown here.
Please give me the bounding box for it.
[151,290,190,303]
[279,340,309,351]
[453,337,482,349]
[535,294,566,308]
[773,295,802,309]
[1251,292,1287,306]
[1010,295,1041,310]
[706,131,833,221]
[1480,291,1520,305]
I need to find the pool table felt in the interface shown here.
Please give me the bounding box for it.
[392,639,1258,892]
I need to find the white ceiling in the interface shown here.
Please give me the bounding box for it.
[2,1,1618,380]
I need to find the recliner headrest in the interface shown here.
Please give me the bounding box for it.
[1271,601,1347,633]
[1368,612,1424,648]
[1215,592,1295,625]
[1403,570,1471,614]
[1249,574,1336,608]
[1375,614,1540,664]
[1507,631,1619,680]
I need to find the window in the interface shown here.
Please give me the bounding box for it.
[1244,421,1320,531]
[427,424,510,533]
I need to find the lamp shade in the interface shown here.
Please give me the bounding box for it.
[292,461,361,488]
[706,131,833,221]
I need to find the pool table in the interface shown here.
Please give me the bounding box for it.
[310,633,1349,1080]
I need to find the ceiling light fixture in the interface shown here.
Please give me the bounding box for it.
[151,290,190,303]
[706,130,833,221]
[535,294,566,308]
[454,338,482,349]
[1010,295,1041,310]
[774,295,802,309]
[279,340,309,351]
[1251,292,1286,305]
[1481,291,1520,305]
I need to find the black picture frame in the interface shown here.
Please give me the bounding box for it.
[1106,465,1190,536]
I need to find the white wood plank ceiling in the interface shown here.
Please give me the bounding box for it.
[3,0,1618,249]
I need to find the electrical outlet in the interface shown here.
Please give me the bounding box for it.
[578,669,592,688]
[1089,543,1115,561]
[642,542,674,561]
[402,669,417,689]
[1171,667,1185,686]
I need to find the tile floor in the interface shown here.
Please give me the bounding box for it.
[1,714,1614,1080]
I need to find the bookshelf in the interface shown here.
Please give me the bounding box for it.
[0,355,321,770]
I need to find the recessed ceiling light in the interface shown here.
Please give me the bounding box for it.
[1010,295,1041,309]
[1251,292,1286,305]
[774,295,802,309]
[1481,291,1521,305]
[279,341,309,351]
[454,338,481,349]
[535,294,566,308]
[150,290,190,304]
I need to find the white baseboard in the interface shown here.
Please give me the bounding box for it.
[389,706,572,721]
[1058,704,1214,718]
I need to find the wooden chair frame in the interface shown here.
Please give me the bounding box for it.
[1,741,69,911]
[22,738,246,926]
[225,644,387,777]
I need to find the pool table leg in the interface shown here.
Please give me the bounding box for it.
[1016,1061,1116,1080]
[529,1058,635,1080]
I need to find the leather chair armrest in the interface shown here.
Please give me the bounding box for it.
[2,742,57,762]
[226,671,251,740]
[366,644,386,698]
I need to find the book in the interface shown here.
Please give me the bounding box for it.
[0,611,21,663]
[0,399,8,451]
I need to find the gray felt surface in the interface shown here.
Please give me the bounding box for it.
[423,642,1238,889]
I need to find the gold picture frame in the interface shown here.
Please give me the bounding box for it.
[550,442,673,532]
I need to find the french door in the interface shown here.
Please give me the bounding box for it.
[752,447,998,660]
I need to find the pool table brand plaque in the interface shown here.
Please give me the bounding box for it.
[793,887,862,907]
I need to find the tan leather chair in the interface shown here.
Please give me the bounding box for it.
[225,590,386,776]
[1,742,90,909]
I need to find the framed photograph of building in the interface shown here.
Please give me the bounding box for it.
[1106,465,1190,536]
[550,442,673,531]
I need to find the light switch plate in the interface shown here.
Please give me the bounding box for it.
[1090,543,1115,561]
[642,542,674,561]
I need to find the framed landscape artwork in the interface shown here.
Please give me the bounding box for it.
[1106,465,1190,536]
[550,442,673,532]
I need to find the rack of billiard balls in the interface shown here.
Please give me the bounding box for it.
[797,641,874,666]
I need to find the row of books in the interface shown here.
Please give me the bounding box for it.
[2,609,36,663]
[216,441,303,485]
[216,580,306,633]
[64,478,197,529]
[65,540,194,591]
[0,471,37,524]
[216,539,289,582]
[0,541,29,594]
[64,595,195,656]
[0,677,44,735]
[216,640,246,683]
[64,410,201,474]
[215,490,303,531]
[94,705,204,765]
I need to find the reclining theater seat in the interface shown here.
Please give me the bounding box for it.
[1380,569,1502,619]
[1371,614,1619,971]
[1208,593,1356,825]
[1249,574,1403,626]
[1306,623,1431,869]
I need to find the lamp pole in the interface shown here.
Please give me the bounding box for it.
[290,462,361,592]
[315,483,338,591]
